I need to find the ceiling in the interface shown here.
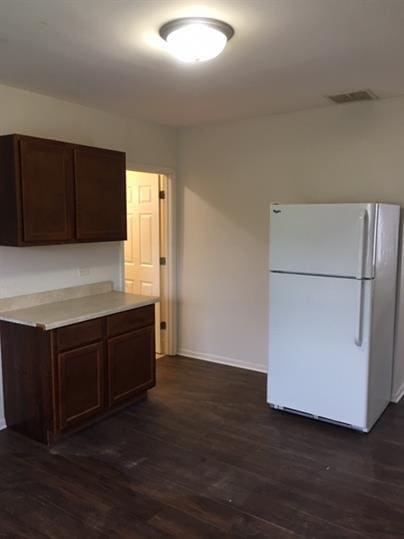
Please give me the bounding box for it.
[0,0,404,126]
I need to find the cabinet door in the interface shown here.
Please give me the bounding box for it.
[19,138,74,243]
[74,147,126,241]
[57,342,104,431]
[108,326,155,406]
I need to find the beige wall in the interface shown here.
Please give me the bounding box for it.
[0,84,176,169]
[0,83,177,428]
[177,97,404,399]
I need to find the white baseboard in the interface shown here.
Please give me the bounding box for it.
[178,348,267,374]
[0,417,6,431]
[391,382,404,403]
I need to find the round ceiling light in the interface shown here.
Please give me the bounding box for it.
[159,17,234,63]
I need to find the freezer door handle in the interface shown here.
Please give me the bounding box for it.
[354,280,364,347]
[356,210,368,279]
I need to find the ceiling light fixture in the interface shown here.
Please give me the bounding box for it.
[159,17,234,63]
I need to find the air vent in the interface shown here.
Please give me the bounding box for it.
[326,90,378,104]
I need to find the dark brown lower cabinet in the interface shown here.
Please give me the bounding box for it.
[0,305,155,444]
[57,342,104,431]
[108,326,155,406]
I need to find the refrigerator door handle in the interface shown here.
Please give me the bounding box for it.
[356,210,368,279]
[354,280,364,347]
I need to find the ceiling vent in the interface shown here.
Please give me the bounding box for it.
[326,90,378,104]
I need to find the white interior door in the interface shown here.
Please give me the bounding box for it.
[268,272,372,429]
[270,203,376,278]
[125,171,161,352]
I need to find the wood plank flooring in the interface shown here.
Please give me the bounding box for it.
[1,355,404,538]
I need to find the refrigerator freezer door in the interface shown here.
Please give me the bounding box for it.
[270,203,377,278]
[267,272,372,429]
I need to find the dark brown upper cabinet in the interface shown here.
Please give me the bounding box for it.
[0,134,126,246]
[74,147,126,241]
[20,138,74,243]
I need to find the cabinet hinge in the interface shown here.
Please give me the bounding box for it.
[160,321,167,330]
[159,190,166,200]
[160,257,166,266]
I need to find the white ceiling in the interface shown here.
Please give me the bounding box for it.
[0,0,404,126]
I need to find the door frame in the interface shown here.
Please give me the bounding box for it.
[119,164,177,356]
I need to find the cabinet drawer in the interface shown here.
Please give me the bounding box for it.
[107,305,154,337]
[56,318,103,351]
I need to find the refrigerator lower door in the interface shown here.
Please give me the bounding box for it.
[268,272,372,430]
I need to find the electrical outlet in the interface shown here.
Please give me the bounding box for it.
[78,267,90,277]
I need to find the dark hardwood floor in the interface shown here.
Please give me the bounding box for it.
[1,355,404,538]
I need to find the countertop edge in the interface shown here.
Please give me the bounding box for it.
[0,297,158,331]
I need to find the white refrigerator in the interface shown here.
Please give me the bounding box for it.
[267,203,400,432]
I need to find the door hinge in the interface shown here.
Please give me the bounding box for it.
[160,321,167,330]
[160,257,166,266]
[159,190,166,200]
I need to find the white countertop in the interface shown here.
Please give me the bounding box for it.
[0,291,158,330]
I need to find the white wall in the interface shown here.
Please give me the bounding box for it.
[393,216,404,403]
[0,83,176,429]
[177,96,404,396]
